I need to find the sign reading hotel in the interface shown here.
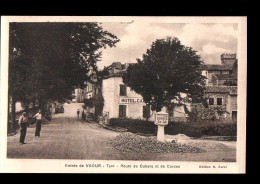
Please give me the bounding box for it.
[155,112,168,126]
[119,97,144,104]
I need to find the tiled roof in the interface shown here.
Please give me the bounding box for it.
[213,74,237,80]
[201,64,233,71]
[205,86,237,95]
[205,86,230,93]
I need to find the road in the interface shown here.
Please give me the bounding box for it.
[7,103,236,161]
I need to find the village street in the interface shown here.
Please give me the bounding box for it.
[7,103,236,161]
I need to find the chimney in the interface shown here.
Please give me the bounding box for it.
[221,54,236,65]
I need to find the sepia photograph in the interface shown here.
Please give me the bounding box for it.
[0,16,246,173]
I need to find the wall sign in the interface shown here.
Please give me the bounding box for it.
[119,97,144,104]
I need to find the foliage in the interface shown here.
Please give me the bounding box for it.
[84,98,94,108]
[9,23,119,103]
[8,23,119,126]
[188,106,218,122]
[109,118,156,135]
[123,37,206,112]
[109,118,237,137]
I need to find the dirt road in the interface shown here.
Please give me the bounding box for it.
[7,103,236,161]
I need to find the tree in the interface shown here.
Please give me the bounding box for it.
[8,23,119,133]
[123,37,206,112]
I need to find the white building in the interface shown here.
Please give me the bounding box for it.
[102,62,188,121]
[103,75,148,119]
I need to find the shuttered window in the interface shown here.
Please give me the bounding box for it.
[120,84,127,96]
[209,98,214,105]
[119,105,127,118]
[217,98,222,105]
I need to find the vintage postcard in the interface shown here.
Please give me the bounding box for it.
[0,16,246,173]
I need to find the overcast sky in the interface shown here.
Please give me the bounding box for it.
[97,22,238,69]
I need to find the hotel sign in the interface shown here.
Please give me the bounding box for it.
[119,97,144,104]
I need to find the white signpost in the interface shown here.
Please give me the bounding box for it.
[154,111,168,142]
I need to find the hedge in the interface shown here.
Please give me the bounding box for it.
[108,118,237,137]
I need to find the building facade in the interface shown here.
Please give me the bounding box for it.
[102,53,238,121]
[204,86,237,120]
[201,54,238,120]
[75,88,85,103]
[102,62,187,121]
[103,75,148,119]
[202,54,237,86]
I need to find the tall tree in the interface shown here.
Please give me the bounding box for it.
[8,23,119,133]
[123,37,206,112]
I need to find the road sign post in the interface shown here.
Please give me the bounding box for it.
[154,111,168,142]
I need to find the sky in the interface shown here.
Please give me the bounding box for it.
[97,22,238,69]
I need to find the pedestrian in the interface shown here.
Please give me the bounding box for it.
[33,109,43,139]
[77,109,80,118]
[18,112,29,144]
[82,109,86,121]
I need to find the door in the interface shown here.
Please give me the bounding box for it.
[119,105,127,118]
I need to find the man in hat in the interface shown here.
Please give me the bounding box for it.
[18,112,29,144]
[33,109,43,139]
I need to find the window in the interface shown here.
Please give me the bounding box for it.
[143,105,151,119]
[120,84,127,96]
[209,98,214,105]
[119,105,127,118]
[217,98,222,105]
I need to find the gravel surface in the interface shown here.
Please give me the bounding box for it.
[110,132,205,153]
[177,140,234,151]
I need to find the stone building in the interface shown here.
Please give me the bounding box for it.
[202,54,237,86]
[199,53,238,120]
[211,74,237,86]
[205,86,237,120]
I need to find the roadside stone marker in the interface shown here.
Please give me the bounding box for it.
[154,111,168,142]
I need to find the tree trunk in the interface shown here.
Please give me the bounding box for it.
[10,96,16,134]
[32,97,36,114]
[156,102,162,112]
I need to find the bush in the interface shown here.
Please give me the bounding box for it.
[165,121,237,137]
[108,118,237,138]
[109,118,157,135]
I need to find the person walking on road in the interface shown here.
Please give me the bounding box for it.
[33,109,43,139]
[77,109,80,118]
[82,109,86,121]
[18,112,29,144]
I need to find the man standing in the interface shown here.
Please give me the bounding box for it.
[77,109,80,118]
[33,109,43,139]
[18,112,29,144]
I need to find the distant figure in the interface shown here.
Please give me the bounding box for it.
[77,109,80,118]
[33,109,43,139]
[82,110,86,121]
[18,112,29,144]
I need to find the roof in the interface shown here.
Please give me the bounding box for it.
[205,86,237,95]
[201,64,233,71]
[213,74,237,80]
